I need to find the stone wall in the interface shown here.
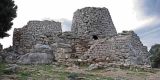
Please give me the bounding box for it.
[82,31,150,66]
[13,20,62,54]
[56,32,90,62]
[71,7,117,40]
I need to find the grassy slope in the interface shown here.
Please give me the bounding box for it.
[0,63,160,80]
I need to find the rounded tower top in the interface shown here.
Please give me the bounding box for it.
[71,7,117,40]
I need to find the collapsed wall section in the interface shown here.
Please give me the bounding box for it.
[82,31,150,66]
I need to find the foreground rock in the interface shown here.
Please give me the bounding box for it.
[4,64,21,74]
[18,53,53,64]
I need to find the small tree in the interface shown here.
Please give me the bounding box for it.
[0,0,17,38]
[149,44,160,68]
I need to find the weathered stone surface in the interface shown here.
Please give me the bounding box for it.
[53,43,73,62]
[51,43,71,48]
[71,7,117,40]
[34,44,51,49]
[30,44,53,54]
[18,53,53,64]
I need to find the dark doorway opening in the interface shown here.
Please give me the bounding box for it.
[92,35,98,40]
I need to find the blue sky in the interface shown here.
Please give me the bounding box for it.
[134,0,160,49]
[0,0,159,49]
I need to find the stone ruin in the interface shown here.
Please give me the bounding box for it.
[3,7,150,66]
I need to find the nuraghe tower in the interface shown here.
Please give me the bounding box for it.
[12,7,150,66]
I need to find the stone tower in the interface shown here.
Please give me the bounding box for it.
[71,7,117,40]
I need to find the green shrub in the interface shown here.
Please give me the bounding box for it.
[0,63,6,75]
[149,44,160,68]
[17,71,31,80]
[68,72,78,80]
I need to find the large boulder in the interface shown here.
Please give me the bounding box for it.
[34,44,51,49]
[18,53,54,64]
[4,64,21,74]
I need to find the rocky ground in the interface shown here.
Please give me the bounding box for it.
[0,63,160,80]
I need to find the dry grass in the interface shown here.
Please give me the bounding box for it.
[0,63,160,80]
